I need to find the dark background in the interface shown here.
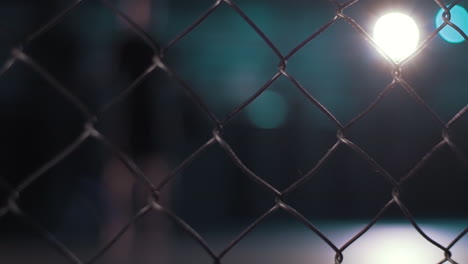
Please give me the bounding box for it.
[0,0,466,251]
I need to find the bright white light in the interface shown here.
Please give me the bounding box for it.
[345,225,443,264]
[367,229,437,264]
[374,13,420,63]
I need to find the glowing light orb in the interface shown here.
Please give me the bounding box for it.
[435,5,468,44]
[374,13,420,63]
[246,90,287,129]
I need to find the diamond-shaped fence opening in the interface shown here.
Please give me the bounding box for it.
[0,0,467,263]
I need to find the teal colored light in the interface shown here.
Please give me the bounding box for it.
[435,5,468,43]
[246,90,288,129]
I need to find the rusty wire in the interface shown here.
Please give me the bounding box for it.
[0,0,467,263]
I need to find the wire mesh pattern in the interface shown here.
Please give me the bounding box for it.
[0,0,467,263]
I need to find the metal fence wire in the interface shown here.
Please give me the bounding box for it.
[0,0,467,263]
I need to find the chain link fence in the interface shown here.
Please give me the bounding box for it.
[0,0,467,263]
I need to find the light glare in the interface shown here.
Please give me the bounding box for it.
[345,225,444,264]
[374,13,420,62]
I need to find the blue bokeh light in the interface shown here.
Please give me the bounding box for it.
[435,5,468,44]
[246,90,288,129]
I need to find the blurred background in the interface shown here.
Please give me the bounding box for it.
[0,0,467,263]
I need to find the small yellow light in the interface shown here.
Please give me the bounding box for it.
[374,13,420,63]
